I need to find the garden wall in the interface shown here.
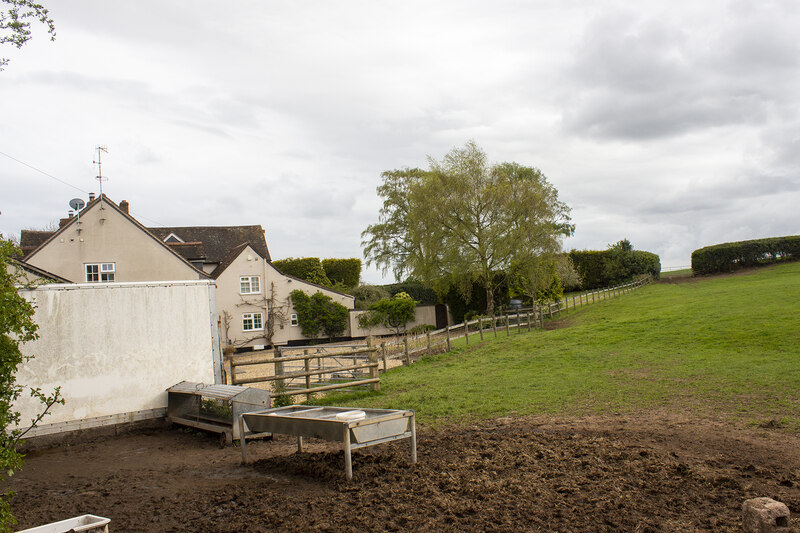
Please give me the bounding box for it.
[14,280,221,437]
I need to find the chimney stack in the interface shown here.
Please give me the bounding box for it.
[119,200,129,214]
[89,192,96,202]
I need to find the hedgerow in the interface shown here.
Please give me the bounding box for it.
[691,235,800,275]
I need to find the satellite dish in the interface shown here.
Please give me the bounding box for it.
[69,198,86,211]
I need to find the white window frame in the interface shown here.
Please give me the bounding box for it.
[290,313,298,326]
[240,276,261,295]
[242,312,264,331]
[85,262,115,282]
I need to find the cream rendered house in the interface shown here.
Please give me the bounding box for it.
[21,195,355,349]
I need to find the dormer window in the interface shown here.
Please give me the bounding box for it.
[86,262,115,282]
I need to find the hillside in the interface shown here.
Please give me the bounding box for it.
[327,262,800,428]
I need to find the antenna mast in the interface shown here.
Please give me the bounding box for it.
[93,145,108,205]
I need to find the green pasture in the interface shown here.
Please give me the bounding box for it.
[322,262,800,428]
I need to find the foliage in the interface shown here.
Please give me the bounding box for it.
[570,240,660,289]
[352,285,391,309]
[509,254,575,305]
[321,258,361,288]
[1,236,63,531]
[289,290,349,339]
[357,292,418,335]
[271,381,294,408]
[691,235,800,275]
[1,0,55,70]
[536,272,564,304]
[381,282,438,305]
[441,274,508,324]
[273,258,331,287]
[322,262,800,428]
[362,142,573,315]
[408,324,436,334]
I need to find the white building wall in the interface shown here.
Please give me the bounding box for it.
[14,280,220,437]
[349,305,440,338]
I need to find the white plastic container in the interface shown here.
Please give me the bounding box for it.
[16,514,110,533]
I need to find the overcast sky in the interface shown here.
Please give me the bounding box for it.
[1,1,798,283]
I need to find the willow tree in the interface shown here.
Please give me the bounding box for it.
[362,141,573,315]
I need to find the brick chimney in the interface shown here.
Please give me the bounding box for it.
[89,192,96,202]
[59,213,74,228]
[119,200,129,214]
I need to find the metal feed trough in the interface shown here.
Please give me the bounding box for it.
[240,406,416,480]
[167,381,270,444]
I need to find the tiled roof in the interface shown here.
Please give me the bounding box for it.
[20,230,55,258]
[11,259,71,283]
[165,241,207,261]
[147,226,270,264]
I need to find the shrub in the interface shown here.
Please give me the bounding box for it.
[322,258,361,288]
[289,290,349,339]
[382,282,438,305]
[352,285,391,309]
[274,258,331,287]
[408,324,436,334]
[570,242,660,289]
[358,292,418,335]
[691,235,800,275]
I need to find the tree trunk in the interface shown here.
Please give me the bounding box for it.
[485,283,495,315]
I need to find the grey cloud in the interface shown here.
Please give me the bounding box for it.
[563,5,800,141]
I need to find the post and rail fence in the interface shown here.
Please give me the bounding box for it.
[225,276,651,399]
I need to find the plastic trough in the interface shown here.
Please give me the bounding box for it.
[16,514,110,533]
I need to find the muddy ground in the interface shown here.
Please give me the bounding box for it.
[7,414,800,532]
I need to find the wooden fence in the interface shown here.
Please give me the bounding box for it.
[227,345,380,401]
[226,276,651,399]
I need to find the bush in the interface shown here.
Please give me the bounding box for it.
[289,290,349,339]
[273,258,331,287]
[408,324,436,334]
[570,243,660,289]
[382,282,438,305]
[691,235,800,275]
[358,292,418,335]
[352,285,391,309]
[322,258,361,288]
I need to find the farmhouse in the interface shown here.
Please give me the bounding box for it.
[20,194,354,348]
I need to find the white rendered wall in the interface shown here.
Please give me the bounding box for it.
[14,280,220,437]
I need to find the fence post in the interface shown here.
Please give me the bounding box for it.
[274,347,285,393]
[446,325,451,351]
[368,349,380,392]
[304,349,312,403]
[516,311,521,333]
[505,314,510,336]
[426,330,432,353]
[465,321,470,345]
[493,315,498,337]
[403,337,410,366]
[381,342,387,372]
[539,308,544,328]
[527,312,532,332]
[479,318,484,341]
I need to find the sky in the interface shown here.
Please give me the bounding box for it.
[1,0,798,283]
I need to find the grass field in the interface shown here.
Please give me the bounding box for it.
[323,262,800,428]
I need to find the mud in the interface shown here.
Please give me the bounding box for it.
[7,414,800,532]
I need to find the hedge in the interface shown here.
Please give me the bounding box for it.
[273,257,331,287]
[382,282,439,305]
[322,258,361,288]
[569,249,660,289]
[691,235,800,275]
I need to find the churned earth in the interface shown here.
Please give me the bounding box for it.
[7,413,800,532]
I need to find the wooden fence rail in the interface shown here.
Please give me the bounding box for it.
[228,346,380,402]
[227,276,651,400]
